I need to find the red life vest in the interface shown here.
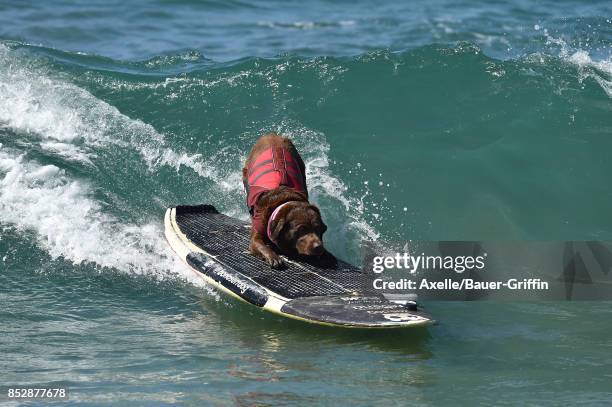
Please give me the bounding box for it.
[244,146,307,237]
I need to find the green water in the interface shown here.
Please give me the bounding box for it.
[1,0,612,405]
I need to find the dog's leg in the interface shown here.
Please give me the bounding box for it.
[249,229,284,268]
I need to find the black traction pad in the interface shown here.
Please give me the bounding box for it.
[170,205,432,327]
[175,205,370,299]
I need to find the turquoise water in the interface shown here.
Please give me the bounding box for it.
[1,0,611,405]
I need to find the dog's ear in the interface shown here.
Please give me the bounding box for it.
[308,205,326,235]
[269,216,286,243]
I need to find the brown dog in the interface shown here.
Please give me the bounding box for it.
[242,134,327,268]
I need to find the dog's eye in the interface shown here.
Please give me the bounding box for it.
[286,224,303,240]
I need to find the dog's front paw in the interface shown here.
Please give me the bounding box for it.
[265,253,285,269]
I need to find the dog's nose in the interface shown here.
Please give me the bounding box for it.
[311,242,323,255]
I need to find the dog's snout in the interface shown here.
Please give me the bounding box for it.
[296,233,324,256]
[311,241,323,255]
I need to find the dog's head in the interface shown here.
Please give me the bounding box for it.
[269,202,327,256]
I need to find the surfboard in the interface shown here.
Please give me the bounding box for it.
[164,205,433,328]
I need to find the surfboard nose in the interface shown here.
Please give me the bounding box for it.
[279,294,433,328]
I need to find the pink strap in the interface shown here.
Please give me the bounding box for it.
[266,201,293,244]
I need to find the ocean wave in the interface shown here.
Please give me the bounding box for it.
[1,38,611,263]
[0,147,195,282]
[0,41,382,271]
[0,43,233,182]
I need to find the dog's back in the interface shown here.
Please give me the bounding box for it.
[242,134,305,184]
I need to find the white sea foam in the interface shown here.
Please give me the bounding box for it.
[0,44,237,188]
[541,31,612,98]
[0,44,116,163]
[257,20,356,30]
[88,71,252,96]
[0,44,222,287]
[40,141,96,165]
[0,147,212,291]
[567,51,612,97]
